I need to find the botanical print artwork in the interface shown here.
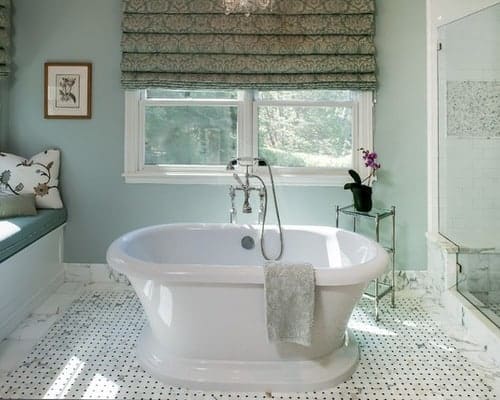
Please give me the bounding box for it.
[44,63,91,119]
[56,74,80,108]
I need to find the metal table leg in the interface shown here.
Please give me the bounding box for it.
[375,214,380,321]
[391,206,396,308]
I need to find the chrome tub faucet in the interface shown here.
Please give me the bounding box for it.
[225,157,284,261]
[226,158,261,217]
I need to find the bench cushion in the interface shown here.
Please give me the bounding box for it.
[0,209,67,263]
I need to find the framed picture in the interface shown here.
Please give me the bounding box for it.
[44,62,92,119]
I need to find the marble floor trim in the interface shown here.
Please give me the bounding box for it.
[0,283,498,399]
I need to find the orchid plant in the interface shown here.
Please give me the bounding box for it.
[344,148,381,190]
[360,148,381,186]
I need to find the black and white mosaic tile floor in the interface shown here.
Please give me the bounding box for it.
[0,287,498,400]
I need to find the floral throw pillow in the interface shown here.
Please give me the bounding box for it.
[0,149,63,209]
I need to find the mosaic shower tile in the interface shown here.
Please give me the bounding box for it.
[447,80,500,138]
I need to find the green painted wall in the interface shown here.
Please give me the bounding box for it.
[6,0,426,269]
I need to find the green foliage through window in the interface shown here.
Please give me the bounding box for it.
[257,105,352,168]
[145,106,237,165]
[143,90,354,169]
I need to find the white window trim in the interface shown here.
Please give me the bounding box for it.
[123,90,373,186]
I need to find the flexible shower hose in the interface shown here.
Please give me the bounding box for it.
[250,161,284,261]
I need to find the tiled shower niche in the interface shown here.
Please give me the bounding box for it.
[447,81,500,138]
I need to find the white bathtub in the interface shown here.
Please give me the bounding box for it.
[107,224,389,392]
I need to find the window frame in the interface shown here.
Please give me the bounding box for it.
[124,89,373,186]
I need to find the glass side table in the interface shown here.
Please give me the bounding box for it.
[335,204,396,321]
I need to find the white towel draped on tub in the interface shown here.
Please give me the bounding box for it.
[264,262,315,346]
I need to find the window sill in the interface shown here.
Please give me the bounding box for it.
[122,170,349,187]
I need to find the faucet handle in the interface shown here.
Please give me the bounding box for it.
[232,173,245,187]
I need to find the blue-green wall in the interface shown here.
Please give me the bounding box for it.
[0,80,7,148]
[5,0,426,269]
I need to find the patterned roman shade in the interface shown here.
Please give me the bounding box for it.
[0,0,10,79]
[121,0,376,90]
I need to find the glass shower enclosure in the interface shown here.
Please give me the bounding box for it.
[437,3,500,328]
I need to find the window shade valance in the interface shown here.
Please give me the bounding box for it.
[121,0,376,90]
[0,0,10,79]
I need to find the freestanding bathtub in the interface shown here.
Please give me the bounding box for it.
[107,223,388,392]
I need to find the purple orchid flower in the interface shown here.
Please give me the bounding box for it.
[357,148,381,186]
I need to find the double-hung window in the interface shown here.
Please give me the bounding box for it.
[124,89,373,185]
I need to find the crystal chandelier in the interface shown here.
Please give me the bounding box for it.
[223,0,274,15]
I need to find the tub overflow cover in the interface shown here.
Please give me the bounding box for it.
[241,236,255,250]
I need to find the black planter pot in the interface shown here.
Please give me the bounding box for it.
[351,185,373,212]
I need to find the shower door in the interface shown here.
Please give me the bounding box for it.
[437,3,500,328]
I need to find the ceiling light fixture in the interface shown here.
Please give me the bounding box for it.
[223,0,274,15]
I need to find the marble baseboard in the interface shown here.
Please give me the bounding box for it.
[66,263,427,293]
[64,263,130,285]
[366,268,429,299]
[378,270,428,291]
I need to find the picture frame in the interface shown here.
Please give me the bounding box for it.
[44,62,92,119]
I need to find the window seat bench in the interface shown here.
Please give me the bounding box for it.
[0,209,67,341]
[0,209,67,263]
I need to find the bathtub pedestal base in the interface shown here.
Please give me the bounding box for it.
[137,327,359,392]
